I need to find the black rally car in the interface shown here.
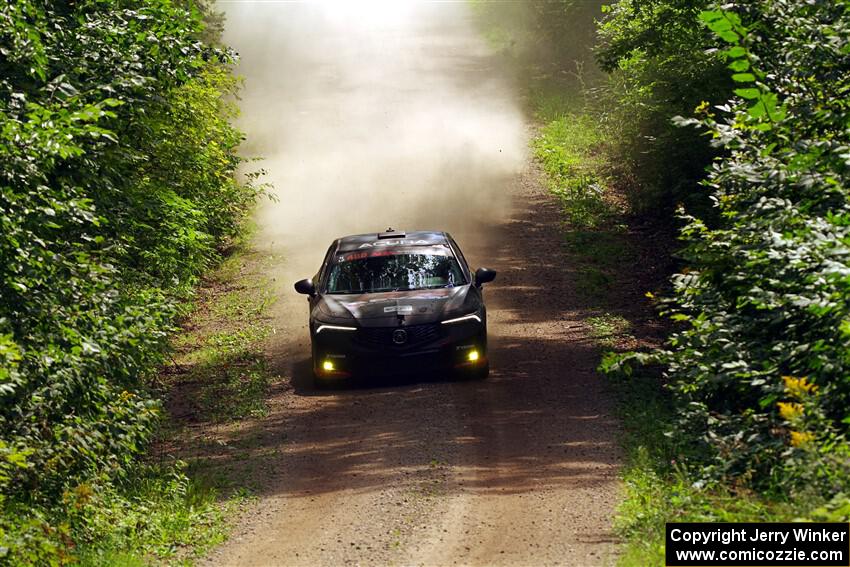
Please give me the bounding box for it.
[294,229,496,383]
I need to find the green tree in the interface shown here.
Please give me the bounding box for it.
[609,0,850,496]
[0,1,260,561]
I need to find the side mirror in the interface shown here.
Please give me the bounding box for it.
[474,267,497,287]
[294,278,316,296]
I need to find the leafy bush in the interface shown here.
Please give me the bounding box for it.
[609,0,850,497]
[0,0,259,562]
[1,463,234,566]
[596,0,731,217]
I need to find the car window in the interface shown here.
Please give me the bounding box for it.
[317,242,336,285]
[326,246,467,294]
[447,235,471,278]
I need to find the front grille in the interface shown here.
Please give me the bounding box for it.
[356,323,441,348]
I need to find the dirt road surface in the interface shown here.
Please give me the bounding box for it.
[203,3,621,565]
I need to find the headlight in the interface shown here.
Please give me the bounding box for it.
[315,324,357,334]
[441,313,482,325]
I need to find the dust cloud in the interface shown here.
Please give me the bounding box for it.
[220,0,527,279]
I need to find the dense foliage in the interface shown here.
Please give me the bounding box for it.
[660,0,850,491]
[0,1,258,562]
[596,0,730,216]
[604,0,850,499]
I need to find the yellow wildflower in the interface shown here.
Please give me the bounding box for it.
[790,430,815,447]
[645,291,655,299]
[782,376,818,398]
[777,402,803,421]
[63,483,95,510]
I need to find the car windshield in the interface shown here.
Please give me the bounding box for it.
[326,246,466,294]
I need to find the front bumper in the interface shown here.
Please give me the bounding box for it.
[311,318,486,378]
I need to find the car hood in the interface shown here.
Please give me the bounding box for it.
[314,286,478,327]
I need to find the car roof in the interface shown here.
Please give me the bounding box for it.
[335,230,451,252]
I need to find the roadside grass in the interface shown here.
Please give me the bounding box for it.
[562,229,629,301]
[533,111,611,230]
[529,82,633,304]
[69,231,277,565]
[527,76,588,123]
[71,464,239,567]
[607,366,832,566]
[586,314,633,348]
[168,240,278,422]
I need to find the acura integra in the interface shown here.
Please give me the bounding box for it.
[294,229,496,384]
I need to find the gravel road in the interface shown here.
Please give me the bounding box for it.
[203,3,621,565]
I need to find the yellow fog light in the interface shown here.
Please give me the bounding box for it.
[322,360,335,372]
[467,350,480,362]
